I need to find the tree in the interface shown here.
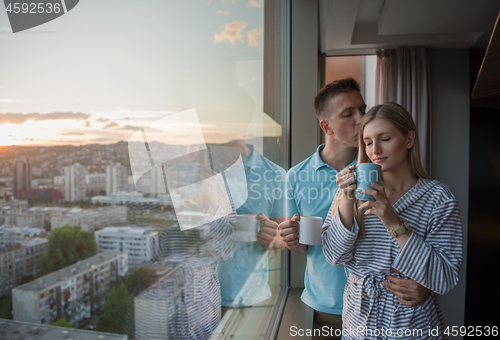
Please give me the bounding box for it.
[96,283,134,334]
[44,220,51,232]
[124,267,158,295]
[95,268,158,336]
[0,295,12,319]
[48,318,72,328]
[20,274,35,285]
[38,226,97,273]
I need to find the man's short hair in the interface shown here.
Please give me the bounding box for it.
[314,77,361,118]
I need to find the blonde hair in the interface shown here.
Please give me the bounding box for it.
[330,102,428,232]
[358,102,428,179]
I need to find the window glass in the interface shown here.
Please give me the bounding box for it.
[325,55,376,109]
[1,1,288,339]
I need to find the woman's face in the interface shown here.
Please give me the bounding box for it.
[362,118,414,173]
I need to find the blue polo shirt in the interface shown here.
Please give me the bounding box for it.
[286,144,356,314]
[218,145,285,306]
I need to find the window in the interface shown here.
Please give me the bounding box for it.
[2,0,289,338]
[324,55,377,110]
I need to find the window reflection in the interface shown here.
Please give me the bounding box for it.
[1,0,287,339]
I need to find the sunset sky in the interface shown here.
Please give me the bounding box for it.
[0,0,280,146]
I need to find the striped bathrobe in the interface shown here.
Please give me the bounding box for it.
[322,179,463,340]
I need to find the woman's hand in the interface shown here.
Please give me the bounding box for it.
[358,182,400,230]
[336,165,357,201]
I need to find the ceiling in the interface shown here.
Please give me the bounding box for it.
[321,0,500,56]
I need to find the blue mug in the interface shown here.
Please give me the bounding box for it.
[355,163,382,201]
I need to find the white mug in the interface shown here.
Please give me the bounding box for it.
[298,216,323,245]
[234,214,258,242]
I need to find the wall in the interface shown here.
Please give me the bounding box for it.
[466,106,500,327]
[12,289,40,324]
[429,48,469,338]
[290,0,319,288]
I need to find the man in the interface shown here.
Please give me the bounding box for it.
[216,140,285,310]
[201,82,285,316]
[279,78,430,339]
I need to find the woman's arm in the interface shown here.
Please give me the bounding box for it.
[322,200,359,267]
[322,165,360,266]
[336,165,357,230]
[392,198,463,295]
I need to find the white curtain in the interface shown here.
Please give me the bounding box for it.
[375,47,432,174]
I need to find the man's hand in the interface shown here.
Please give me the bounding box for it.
[278,214,307,254]
[382,270,431,307]
[256,213,283,250]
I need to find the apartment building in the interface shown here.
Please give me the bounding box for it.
[91,191,172,206]
[95,227,159,266]
[12,252,128,328]
[1,202,60,229]
[64,163,88,202]
[0,237,48,297]
[85,173,106,197]
[12,157,31,200]
[0,200,28,214]
[134,264,180,340]
[0,319,127,340]
[106,164,128,196]
[0,226,46,247]
[134,260,216,340]
[53,175,65,199]
[50,206,127,233]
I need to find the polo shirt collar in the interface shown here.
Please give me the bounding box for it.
[311,144,358,171]
[243,144,260,170]
[311,144,329,171]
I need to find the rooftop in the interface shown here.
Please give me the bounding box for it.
[0,226,45,233]
[21,237,48,247]
[14,252,127,293]
[95,226,156,236]
[0,319,127,340]
[0,243,21,255]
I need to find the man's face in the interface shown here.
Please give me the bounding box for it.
[322,90,366,147]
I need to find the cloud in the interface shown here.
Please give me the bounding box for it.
[214,21,247,46]
[115,124,162,133]
[89,137,115,142]
[55,127,134,140]
[103,122,120,129]
[216,9,231,15]
[0,112,91,124]
[247,0,261,8]
[247,28,264,47]
[52,137,115,144]
[96,117,110,123]
[59,131,86,136]
[114,124,144,132]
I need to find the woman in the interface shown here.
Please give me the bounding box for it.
[322,103,462,339]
